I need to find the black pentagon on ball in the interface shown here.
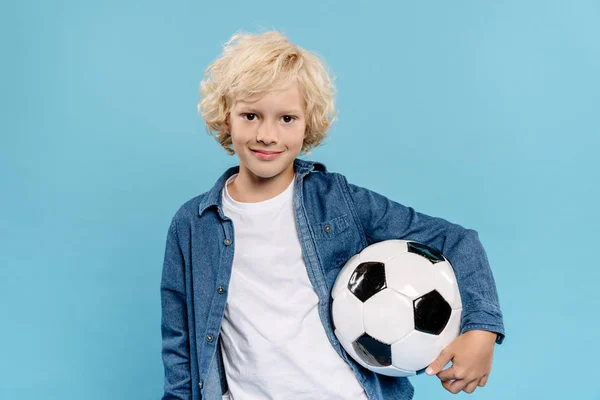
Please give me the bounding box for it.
[348,261,387,302]
[407,241,445,264]
[413,290,452,335]
[352,333,392,367]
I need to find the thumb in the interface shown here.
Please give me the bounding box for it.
[425,348,453,376]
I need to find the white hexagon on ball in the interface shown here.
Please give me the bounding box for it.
[362,289,414,345]
[359,239,408,264]
[331,288,365,343]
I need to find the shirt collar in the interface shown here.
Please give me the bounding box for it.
[198,158,327,218]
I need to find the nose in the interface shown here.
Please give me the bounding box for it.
[256,121,279,145]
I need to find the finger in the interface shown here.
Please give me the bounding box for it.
[463,378,480,394]
[478,374,488,387]
[441,379,462,394]
[426,349,454,376]
[436,366,457,382]
[442,377,471,395]
[441,379,453,392]
[437,364,469,382]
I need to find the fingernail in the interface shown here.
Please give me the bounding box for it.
[426,367,433,375]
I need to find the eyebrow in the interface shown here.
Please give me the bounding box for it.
[237,107,302,114]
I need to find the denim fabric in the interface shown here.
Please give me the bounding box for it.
[160,158,505,400]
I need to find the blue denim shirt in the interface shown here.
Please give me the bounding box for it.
[160,158,505,400]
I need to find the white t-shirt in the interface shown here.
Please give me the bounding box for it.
[219,174,368,400]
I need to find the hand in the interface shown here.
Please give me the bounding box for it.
[425,330,497,394]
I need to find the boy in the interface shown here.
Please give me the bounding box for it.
[160,30,505,400]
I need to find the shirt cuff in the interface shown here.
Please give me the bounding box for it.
[460,323,505,344]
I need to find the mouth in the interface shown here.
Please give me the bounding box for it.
[251,149,283,154]
[251,149,284,160]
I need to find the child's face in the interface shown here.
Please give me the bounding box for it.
[228,82,306,183]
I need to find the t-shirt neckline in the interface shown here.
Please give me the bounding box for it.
[222,174,294,214]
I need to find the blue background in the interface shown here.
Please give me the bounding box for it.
[2,0,599,399]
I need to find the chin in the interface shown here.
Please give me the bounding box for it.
[245,159,291,179]
[249,166,286,179]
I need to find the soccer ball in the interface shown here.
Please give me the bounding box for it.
[331,239,462,377]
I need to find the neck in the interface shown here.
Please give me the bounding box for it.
[227,165,294,203]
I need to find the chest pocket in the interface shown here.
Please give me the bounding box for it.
[311,214,363,288]
[313,214,350,240]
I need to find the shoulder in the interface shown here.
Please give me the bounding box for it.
[175,192,208,219]
[168,164,237,229]
[303,160,348,187]
[301,161,355,202]
[165,192,208,236]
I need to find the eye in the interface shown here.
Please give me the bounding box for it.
[243,113,257,121]
[281,115,296,123]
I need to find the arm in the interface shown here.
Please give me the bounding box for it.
[160,218,193,399]
[341,177,505,344]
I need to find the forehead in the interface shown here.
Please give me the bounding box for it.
[233,82,304,110]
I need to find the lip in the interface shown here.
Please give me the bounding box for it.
[251,149,283,161]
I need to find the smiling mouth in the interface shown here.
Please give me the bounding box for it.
[251,150,283,154]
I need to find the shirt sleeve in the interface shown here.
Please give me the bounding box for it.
[160,217,193,398]
[340,175,506,344]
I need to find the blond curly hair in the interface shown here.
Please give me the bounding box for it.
[198,30,337,155]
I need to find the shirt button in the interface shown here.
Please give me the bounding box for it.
[206,334,214,342]
[198,381,203,389]
[223,238,232,246]
[324,224,332,232]
[217,286,225,294]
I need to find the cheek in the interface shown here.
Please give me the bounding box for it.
[229,135,246,154]
[229,123,251,147]
[293,128,307,149]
